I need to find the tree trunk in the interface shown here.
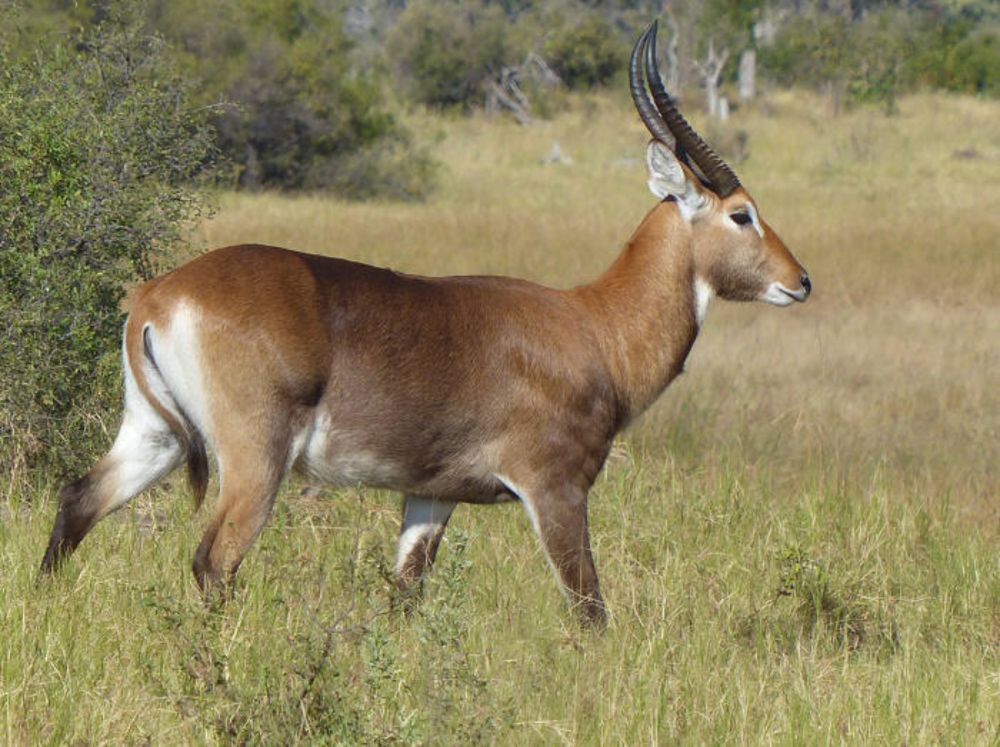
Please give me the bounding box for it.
[738,49,756,101]
[705,78,719,117]
[663,7,683,94]
[696,40,729,119]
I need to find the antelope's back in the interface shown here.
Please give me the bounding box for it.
[127,245,620,497]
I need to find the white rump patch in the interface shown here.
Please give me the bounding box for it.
[145,303,213,440]
[99,337,185,512]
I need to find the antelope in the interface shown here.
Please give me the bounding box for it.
[40,22,810,628]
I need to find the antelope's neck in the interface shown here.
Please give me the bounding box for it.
[579,203,701,421]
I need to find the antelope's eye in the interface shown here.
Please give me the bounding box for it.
[730,212,752,226]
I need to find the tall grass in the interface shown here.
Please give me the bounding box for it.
[2,91,998,743]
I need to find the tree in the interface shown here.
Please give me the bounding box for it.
[695,39,730,118]
[151,0,436,197]
[543,12,623,90]
[389,0,511,109]
[691,0,764,115]
[0,14,216,478]
[758,12,854,112]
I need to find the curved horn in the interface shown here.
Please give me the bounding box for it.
[628,21,675,148]
[644,23,742,197]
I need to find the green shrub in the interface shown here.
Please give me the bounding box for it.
[759,14,852,90]
[845,10,913,113]
[543,13,623,90]
[0,19,215,480]
[13,0,438,197]
[762,9,1000,105]
[389,0,511,110]
[182,1,437,196]
[944,25,1000,95]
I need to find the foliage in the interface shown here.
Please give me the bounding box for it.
[1,454,994,741]
[389,0,512,110]
[543,12,624,90]
[937,24,1000,95]
[761,6,1000,108]
[1,88,997,742]
[151,0,438,197]
[691,0,763,60]
[845,10,914,112]
[759,11,904,111]
[9,0,999,143]
[0,18,215,479]
[65,500,516,743]
[758,14,853,90]
[10,0,436,196]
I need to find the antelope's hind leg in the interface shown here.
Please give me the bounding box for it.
[395,495,457,596]
[41,392,185,574]
[191,445,287,597]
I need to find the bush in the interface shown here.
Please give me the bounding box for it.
[943,26,1000,95]
[389,0,511,110]
[845,10,914,113]
[762,9,1000,106]
[759,14,852,90]
[0,19,215,479]
[761,11,912,112]
[15,0,438,197]
[179,1,437,196]
[543,13,623,90]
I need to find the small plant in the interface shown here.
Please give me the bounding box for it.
[414,530,513,742]
[777,544,870,651]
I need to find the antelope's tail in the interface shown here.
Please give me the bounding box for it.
[124,315,209,512]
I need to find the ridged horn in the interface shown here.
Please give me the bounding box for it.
[643,21,742,197]
[628,22,675,149]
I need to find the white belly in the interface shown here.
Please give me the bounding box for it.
[290,412,407,488]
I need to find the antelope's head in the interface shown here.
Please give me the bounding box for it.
[630,22,811,307]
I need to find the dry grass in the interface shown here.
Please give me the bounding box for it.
[3,91,998,743]
[199,90,999,528]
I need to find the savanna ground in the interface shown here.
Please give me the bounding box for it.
[2,91,998,743]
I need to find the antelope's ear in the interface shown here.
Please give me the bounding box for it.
[646,140,709,220]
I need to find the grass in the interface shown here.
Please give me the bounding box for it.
[2,91,999,743]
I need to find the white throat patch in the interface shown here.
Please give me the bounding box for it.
[694,277,714,326]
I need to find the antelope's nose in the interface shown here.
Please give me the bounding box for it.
[800,272,812,298]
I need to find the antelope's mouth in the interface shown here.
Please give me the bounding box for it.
[780,286,809,303]
[760,282,808,306]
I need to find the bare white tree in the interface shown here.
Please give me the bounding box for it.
[738,49,756,101]
[695,39,729,119]
[484,52,562,125]
[662,6,683,95]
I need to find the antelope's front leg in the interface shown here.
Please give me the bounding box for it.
[505,478,607,630]
[395,495,457,591]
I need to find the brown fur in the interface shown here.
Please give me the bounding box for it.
[40,172,807,628]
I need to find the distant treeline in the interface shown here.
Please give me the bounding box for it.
[4,1,997,195]
[0,0,996,480]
